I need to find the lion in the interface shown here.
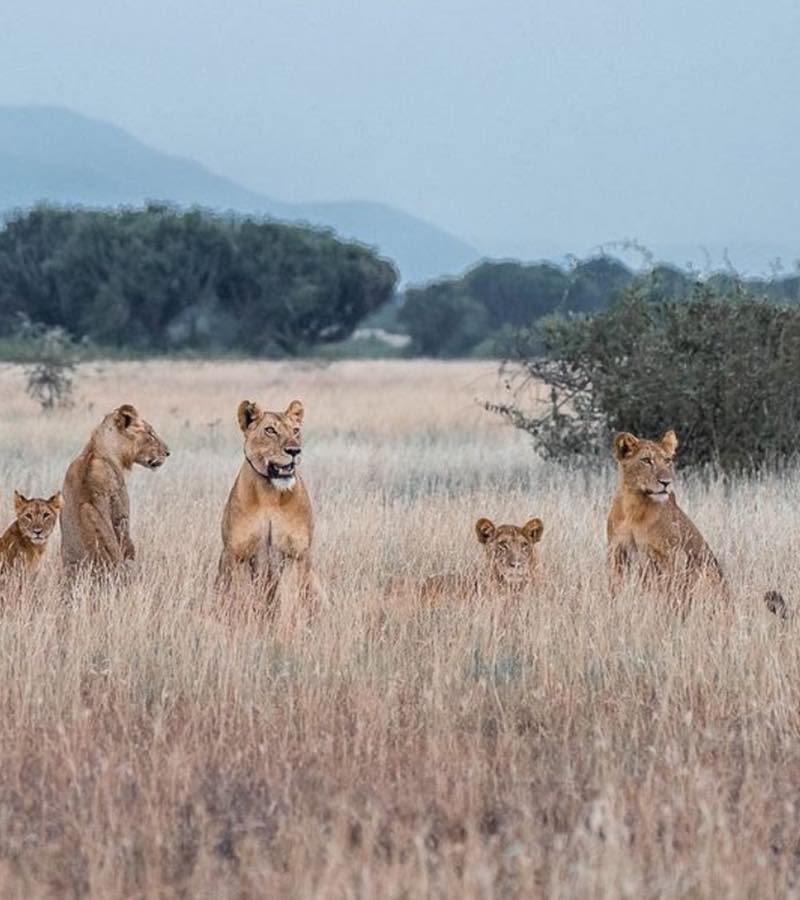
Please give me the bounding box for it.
[394,516,545,603]
[216,399,316,617]
[607,429,786,617]
[0,491,63,576]
[60,404,170,571]
[474,517,544,590]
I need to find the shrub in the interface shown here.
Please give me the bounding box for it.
[491,282,800,472]
[13,316,81,411]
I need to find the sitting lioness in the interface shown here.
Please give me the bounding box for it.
[60,404,170,571]
[607,429,722,593]
[607,429,787,617]
[216,399,316,614]
[0,491,63,576]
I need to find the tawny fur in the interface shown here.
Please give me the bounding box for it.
[0,492,63,577]
[60,404,170,571]
[399,517,545,603]
[217,399,316,615]
[607,429,723,597]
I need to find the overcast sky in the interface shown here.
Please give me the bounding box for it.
[1,0,798,264]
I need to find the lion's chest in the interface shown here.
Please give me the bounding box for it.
[232,506,311,566]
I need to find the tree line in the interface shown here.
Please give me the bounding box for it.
[400,257,800,357]
[0,205,398,354]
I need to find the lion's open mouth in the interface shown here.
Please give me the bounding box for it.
[267,461,296,480]
[147,458,165,469]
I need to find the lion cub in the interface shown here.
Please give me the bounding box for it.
[413,517,545,601]
[60,404,170,571]
[607,429,722,592]
[0,491,63,576]
[217,399,316,613]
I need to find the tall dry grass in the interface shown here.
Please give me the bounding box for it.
[0,359,798,898]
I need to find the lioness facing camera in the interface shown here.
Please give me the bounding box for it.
[216,399,316,615]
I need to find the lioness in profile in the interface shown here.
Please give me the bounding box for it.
[0,491,63,576]
[61,404,170,571]
[216,399,316,615]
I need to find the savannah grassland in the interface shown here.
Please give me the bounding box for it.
[0,359,799,898]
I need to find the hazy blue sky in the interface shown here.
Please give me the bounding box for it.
[1,0,798,264]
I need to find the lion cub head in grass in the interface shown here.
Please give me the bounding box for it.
[13,492,63,546]
[237,399,304,491]
[614,429,678,503]
[101,404,171,470]
[475,517,544,588]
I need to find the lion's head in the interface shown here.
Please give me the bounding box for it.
[475,517,544,587]
[99,404,171,470]
[237,399,304,491]
[613,429,677,503]
[14,491,63,545]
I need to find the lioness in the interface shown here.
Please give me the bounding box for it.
[474,516,544,590]
[404,517,545,601]
[607,429,787,617]
[0,491,63,576]
[60,404,170,571]
[216,399,316,614]
[607,429,722,594]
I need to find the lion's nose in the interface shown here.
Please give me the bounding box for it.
[659,478,671,488]
[286,446,301,458]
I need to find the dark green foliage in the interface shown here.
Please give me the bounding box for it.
[562,256,634,314]
[464,261,569,328]
[491,282,800,472]
[401,256,633,357]
[0,206,397,354]
[399,282,488,357]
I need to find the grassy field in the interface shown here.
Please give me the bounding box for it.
[0,359,798,897]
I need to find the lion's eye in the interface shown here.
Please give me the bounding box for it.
[293,427,300,436]
[642,457,653,466]
[265,426,278,437]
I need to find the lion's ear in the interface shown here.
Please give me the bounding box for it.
[113,404,139,431]
[614,432,640,460]
[237,400,263,433]
[13,491,29,515]
[48,492,64,511]
[285,400,304,426]
[521,518,544,543]
[475,518,496,544]
[660,429,678,456]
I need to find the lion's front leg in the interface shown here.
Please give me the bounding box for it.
[607,540,634,593]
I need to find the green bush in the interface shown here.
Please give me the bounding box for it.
[491,282,800,472]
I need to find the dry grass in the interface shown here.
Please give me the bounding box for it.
[0,358,798,898]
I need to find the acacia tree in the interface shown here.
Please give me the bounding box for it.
[0,206,398,354]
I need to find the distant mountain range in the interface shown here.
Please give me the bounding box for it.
[0,105,479,283]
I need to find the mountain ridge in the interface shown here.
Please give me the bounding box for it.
[0,104,479,283]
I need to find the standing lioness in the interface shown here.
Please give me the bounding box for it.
[217,399,315,614]
[61,404,170,571]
